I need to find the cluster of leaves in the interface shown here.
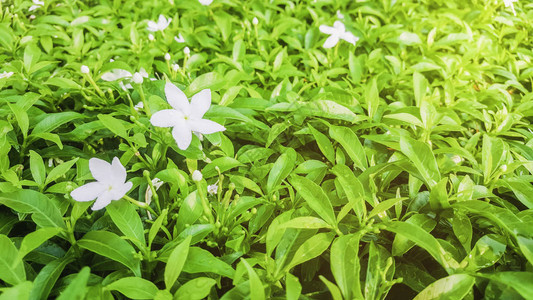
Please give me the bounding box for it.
[1,0,533,299]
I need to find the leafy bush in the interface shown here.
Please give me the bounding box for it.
[0,0,532,299]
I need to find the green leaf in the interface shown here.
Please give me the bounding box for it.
[77,231,141,277]
[289,175,336,227]
[30,255,74,300]
[392,214,437,256]
[0,234,26,285]
[0,281,32,300]
[201,157,244,178]
[413,274,474,300]
[366,77,380,119]
[329,125,368,170]
[399,136,440,188]
[149,209,168,249]
[285,273,302,300]
[287,232,334,269]
[320,276,343,300]
[31,112,83,135]
[478,272,533,299]
[7,103,29,138]
[463,234,506,272]
[267,148,297,194]
[0,190,66,229]
[45,157,78,185]
[18,227,63,259]
[241,259,265,300]
[365,242,395,299]
[97,114,129,139]
[331,234,364,300]
[105,277,158,299]
[56,267,90,300]
[182,247,235,279]
[29,150,46,187]
[308,124,335,164]
[165,235,192,290]
[279,217,332,230]
[413,72,428,107]
[107,201,146,247]
[500,178,533,209]
[331,165,366,222]
[517,236,533,266]
[174,277,216,300]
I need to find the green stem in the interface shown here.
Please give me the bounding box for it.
[123,194,157,217]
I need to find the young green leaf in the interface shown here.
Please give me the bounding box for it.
[289,175,336,227]
[105,277,159,299]
[165,235,192,290]
[106,201,146,247]
[413,274,474,300]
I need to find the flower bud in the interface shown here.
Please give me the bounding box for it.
[80,65,89,74]
[183,47,190,55]
[172,63,180,71]
[164,53,171,61]
[252,17,258,25]
[192,170,203,182]
[132,72,143,84]
[148,33,155,41]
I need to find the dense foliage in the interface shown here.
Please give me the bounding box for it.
[1,0,532,299]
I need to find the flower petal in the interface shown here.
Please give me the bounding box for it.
[110,157,127,184]
[91,191,113,210]
[110,181,133,200]
[190,89,211,119]
[188,119,226,135]
[70,182,105,202]
[172,122,192,150]
[323,35,339,49]
[147,21,158,31]
[333,21,345,32]
[150,109,183,127]
[319,25,336,35]
[165,82,190,115]
[89,157,113,182]
[341,32,359,46]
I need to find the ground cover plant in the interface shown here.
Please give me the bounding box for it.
[0,0,532,298]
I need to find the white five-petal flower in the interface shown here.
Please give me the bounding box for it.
[147,14,171,32]
[319,21,359,49]
[70,157,133,210]
[29,0,44,12]
[503,0,518,15]
[150,82,226,150]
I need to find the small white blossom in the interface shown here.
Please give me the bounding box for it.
[29,15,36,20]
[148,33,155,41]
[101,69,132,81]
[147,14,171,32]
[134,102,144,111]
[252,17,258,25]
[207,183,218,195]
[192,170,203,182]
[132,72,143,84]
[319,21,359,48]
[150,82,226,150]
[336,10,344,19]
[199,0,213,5]
[183,47,190,55]
[145,178,164,208]
[172,63,180,71]
[0,71,14,79]
[451,155,462,164]
[70,157,133,210]
[80,65,90,74]
[29,0,44,12]
[164,53,171,61]
[174,33,185,43]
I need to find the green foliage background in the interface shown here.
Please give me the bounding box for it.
[0,0,532,299]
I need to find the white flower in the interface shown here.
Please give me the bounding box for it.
[70,157,133,210]
[252,17,258,25]
[145,178,164,206]
[148,33,155,41]
[503,0,518,15]
[0,71,14,79]
[319,21,359,49]
[134,102,144,111]
[147,14,171,32]
[80,65,90,74]
[192,170,203,182]
[164,53,171,61]
[174,33,185,43]
[207,183,218,195]
[101,69,132,81]
[172,63,180,71]
[336,10,344,19]
[183,47,190,55]
[199,0,213,5]
[29,0,44,12]
[132,72,143,84]
[150,82,226,150]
